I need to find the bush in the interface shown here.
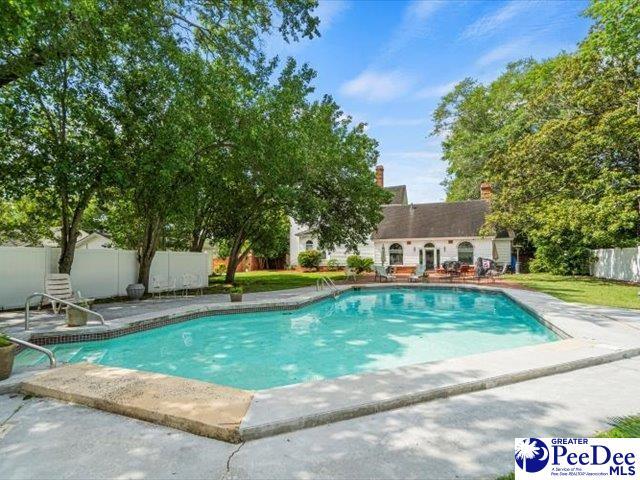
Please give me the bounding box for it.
[529,241,596,276]
[326,259,340,271]
[0,334,11,348]
[214,263,227,275]
[228,286,243,294]
[298,250,322,270]
[347,255,374,274]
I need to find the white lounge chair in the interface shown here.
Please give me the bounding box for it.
[344,267,357,283]
[44,273,93,313]
[409,265,428,282]
[374,265,396,282]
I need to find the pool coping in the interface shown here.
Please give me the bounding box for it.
[6,283,640,443]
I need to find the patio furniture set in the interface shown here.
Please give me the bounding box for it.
[373,259,509,284]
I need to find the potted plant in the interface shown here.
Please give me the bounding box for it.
[229,286,243,302]
[0,333,16,381]
[126,283,146,300]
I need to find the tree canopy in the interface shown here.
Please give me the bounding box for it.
[432,0,640,274]
[1,0,390,290]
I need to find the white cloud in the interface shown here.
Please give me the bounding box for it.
[340,70,414,102]
[315,0,350,33]
[381,0,447,59]
[476,39,526,67]
[461,1,532,40]
[416,80,458,99]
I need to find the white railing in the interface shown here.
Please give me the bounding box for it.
[24,292,105,330]
[8,336,56,368]
[316,276,338,293]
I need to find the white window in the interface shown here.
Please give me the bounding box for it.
[457,241,474,264]
[389,243,403,265]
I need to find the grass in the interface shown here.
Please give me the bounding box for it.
[497,416,640,479]
[507,273,640,310]
[208,270,347,293]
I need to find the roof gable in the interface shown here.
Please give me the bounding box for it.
[384,185,407,205]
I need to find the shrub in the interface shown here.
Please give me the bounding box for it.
[298,250,322,270]
[0,334,11,348]
[214,263,227,275]
[228,286,243,294]
[326,259,340,271]
[347,255,374,274]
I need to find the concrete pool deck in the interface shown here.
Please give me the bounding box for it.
[2,283,640,444]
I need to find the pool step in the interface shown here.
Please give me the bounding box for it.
[20,363,253,443]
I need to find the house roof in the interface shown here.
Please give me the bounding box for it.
[384,185,408,205]
[373,200,506,239]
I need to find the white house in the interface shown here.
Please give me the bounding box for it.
[289,165,513,269]
[41,229,113,249]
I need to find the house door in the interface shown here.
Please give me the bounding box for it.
[424,248,435,269]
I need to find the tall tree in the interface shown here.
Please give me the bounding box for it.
[1,0,319,275]
[433,0,640,274]
[193,59,390,284]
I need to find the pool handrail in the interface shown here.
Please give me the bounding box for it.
[316,276,338,293]
[24,292,106,331]
[8,336,57,368]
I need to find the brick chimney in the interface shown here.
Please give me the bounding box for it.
[480,182,492,201]
[375,165,384,187]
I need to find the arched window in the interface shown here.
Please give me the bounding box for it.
[389,243,403,265]
[424,242,435,249]
[457,241,474,264]
[305,240,314,251]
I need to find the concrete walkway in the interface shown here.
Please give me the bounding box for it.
[2,356,640,480]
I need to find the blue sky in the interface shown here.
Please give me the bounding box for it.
[267,0,592,203]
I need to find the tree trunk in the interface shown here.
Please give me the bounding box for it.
[137,216,163,291]
[58,227,78,274]
[189,229,207,252]
[224,235,249,284]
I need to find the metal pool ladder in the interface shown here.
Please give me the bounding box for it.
[8,336,57,368]
[316,276,338,296]
[24,292,106,330]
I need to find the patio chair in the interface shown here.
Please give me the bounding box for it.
[409,264,427,282]
[44,273,93,313]
[473,258,495,283]
[489,263,510,282]
[344,267,357,283]
[181,273,204,296]
[374,265,396,282]
[150,275,177,298]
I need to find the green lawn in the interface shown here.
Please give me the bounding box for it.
[208,270,347,293]
[508,273,640,310]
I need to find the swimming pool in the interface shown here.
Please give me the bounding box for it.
[16,288,558,390]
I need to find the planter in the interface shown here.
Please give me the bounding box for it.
[229,293,243,302]
[66,300,91,327]
[126,283,146,300]
[0,344,16,381]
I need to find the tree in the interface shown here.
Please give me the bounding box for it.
[0,0,320,88]
[0,38,119,273]
[432,0,640,274]
[1,0,320,276]
[195,59,390,284]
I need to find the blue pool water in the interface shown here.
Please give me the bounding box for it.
[16,289,557,390]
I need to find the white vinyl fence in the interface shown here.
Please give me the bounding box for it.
[0,247,210,310]
[591,247,640,283]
